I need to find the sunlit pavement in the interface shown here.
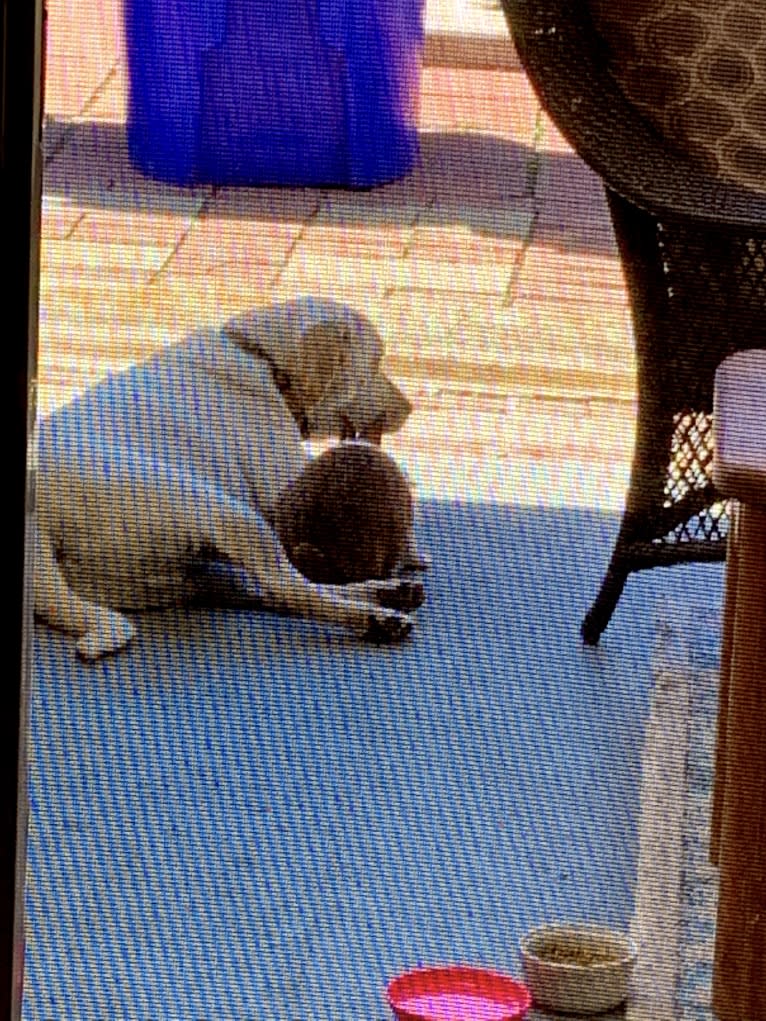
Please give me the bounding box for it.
[39,0,636,509]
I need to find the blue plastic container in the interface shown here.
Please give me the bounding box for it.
[124,0,424,187]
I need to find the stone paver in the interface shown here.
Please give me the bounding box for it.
[423,0,520,69]
[38,0,635,506]
[516,247,628,304]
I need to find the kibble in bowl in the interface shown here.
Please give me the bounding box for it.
[519,923,637,1015]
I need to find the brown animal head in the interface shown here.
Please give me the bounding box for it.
[272,442,414,584]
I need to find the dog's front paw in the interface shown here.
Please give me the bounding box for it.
[363,610,413,644]
[376,579,425,611]
[76,612,136,661]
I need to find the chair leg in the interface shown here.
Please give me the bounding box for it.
[583,191,732,639]
[579,191,670,644]
[581,558,629,646]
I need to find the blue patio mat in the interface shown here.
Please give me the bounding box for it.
[24,499,724,1020]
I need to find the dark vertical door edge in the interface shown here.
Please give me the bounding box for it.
[1,0,43,1019]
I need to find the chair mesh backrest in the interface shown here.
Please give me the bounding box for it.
[588,0,766,195]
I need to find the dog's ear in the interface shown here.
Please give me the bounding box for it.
[297,323,351,409]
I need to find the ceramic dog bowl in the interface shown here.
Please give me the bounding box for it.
[387,965,531,1021]
[519,923,637,1015]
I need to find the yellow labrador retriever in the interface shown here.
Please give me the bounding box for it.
[34,297,425,660]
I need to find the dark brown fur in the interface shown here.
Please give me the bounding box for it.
[273,443,414,584]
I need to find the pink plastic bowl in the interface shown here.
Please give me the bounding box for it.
[387,965,532,1021]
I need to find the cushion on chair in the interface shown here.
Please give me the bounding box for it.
[588,0,766,194]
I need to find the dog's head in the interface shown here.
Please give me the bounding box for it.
[225,298,411,442]
[272,441,414,584]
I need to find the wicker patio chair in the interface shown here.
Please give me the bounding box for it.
[499,0,766,644]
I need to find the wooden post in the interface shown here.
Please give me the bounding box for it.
[710,503,739,867]
[711,502,766,1021]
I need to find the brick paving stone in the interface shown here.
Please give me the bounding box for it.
[152,279,278,322]
[41,118,74,163]
[377,297,636,400]
[294,224,412,261]
[38,382,93,419]
[40,261,159,294]
[169,219,299,276]
[387,395,635,464]
[276,253,398,300]
[516,247,628,304]
[200,187,320,224]
[424,36,518,73]
[38,320,173,368]
[82,64,128,122]
[37,296,172,390]
[423,67,530,104]
[40,198,85,240]
[535,140,606,195]
[407,223,525,265]
[393,257,515,297]
[315,179,434,225]
[70,209,192,247]
[37,361,121,406]
[383,424,633,507]
[43,127,210,220]
[38,278,274,369]
[536,110,579,156]
[501,299,635,371]
[418,198,535,241]
[41,238,170,275]
[417,130,535,203]
[424,0,513,55]
[38,280,148,322]
[420,74,540,142]
[532,154,617,256]
[171,259,283,293]
[380,290,479,350]
[44,0,122,116]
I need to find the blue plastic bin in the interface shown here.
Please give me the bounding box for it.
[124,0,424,187]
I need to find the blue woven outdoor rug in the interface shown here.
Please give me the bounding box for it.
[675,614,720,1021]
[23,499,725,1021]
[624,597,721,1021]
